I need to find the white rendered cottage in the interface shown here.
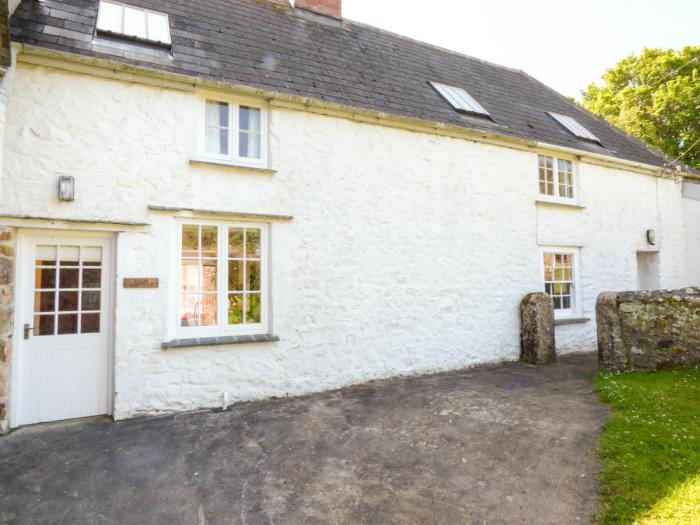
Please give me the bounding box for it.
[0,0,698,431]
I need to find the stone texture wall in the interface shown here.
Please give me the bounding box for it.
[0,226,14,433]
[597,288,700,371]
[520,293,556,364]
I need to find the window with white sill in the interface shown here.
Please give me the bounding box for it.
[201,99,267,167]
[178,222,268,336]
[542,248,582,319]
[538,155,576,202]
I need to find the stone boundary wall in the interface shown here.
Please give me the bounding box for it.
[520,292,556,364]
[0,226,14,433]
[597,287,700,371]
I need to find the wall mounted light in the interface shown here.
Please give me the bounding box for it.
[646,229,656,246]
[58,175,75,201]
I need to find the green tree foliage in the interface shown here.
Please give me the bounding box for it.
[582,46,700,169]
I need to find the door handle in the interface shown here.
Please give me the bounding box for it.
[24,324,34,340]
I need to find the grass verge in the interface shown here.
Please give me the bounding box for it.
[594,366,700,524]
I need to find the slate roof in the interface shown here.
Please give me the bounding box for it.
[10,0,673,168]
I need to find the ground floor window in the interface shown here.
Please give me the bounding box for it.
[178,221,267,335]
[542,247,580,318]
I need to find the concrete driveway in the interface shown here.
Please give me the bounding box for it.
[0,353,607,525]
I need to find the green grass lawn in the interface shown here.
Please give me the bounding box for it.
[594,366,700,524]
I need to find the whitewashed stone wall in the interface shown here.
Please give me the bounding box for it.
[683,182,700,286]
[1,64,689,419]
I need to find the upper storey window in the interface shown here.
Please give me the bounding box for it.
[538,155,576,202]
[96,1,172,45]
[201,97,267,168]
[430,82,490,117]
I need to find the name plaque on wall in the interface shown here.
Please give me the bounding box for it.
[123,278,159,289]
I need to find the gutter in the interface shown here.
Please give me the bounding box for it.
[13,43,697,181]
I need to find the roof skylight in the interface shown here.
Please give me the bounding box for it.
[430,82,489,117]
[548,112,600,143]
[96,1,171,45]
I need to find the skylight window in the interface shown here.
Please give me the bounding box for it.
[96,1,171,45]
[430,82,489,116]
[548,112,600,143]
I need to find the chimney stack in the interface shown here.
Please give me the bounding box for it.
[295,0,342,19]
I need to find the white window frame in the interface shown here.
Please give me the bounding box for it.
[96,1,172,45]
[537,154,579,204]
[173,219,269,338]
[540,246,583,319]
[198,94,269,169]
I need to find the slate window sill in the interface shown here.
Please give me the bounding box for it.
[189,159,276,175]
[535,199,586,210]
[554,317,591,326]
[162,334,279,349]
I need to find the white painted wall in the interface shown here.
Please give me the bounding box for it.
[1,64,690,419]
[683,182,700,286]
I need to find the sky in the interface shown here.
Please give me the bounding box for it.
[340,0,700,98]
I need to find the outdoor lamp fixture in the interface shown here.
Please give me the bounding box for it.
[58,175,75,201]
[646,229,657,246]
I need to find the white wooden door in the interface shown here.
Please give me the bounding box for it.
[14,233,113,426]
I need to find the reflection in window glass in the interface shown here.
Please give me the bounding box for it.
[543,252,574,312]
[227,227,263,326]
[180,225,219,328]
[179,224,266,332]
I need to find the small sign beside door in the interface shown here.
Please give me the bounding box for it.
[123,278,159,289]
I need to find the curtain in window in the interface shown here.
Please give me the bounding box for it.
[205,101,229,155]
[239,106,261,159]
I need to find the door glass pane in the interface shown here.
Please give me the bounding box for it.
[82,269,101,289]
[58,291,78,312]
[34,292,55,313]
[81,313,100,334]
[82,246,102,266]
[60,246,80,266]
[33,242,105,337]
[35,268,56,289]
[34,314,55,336]
[59,268,79,288]
[57,314,78,335]
[36,245,56,266]
[81,291,101,311]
